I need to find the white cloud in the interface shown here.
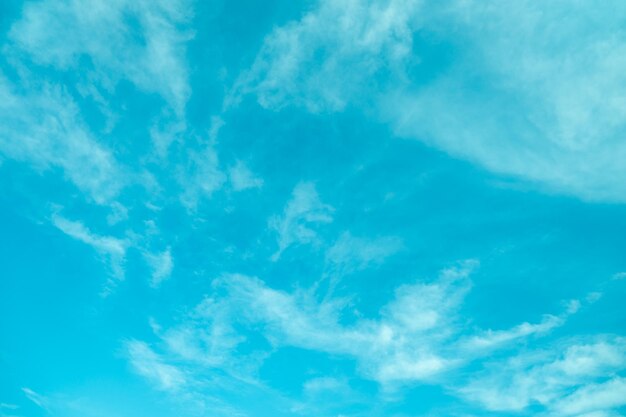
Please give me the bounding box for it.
[239,0,626,202]
[178,144,227,209]
[199,260,575,386]
[384,0,626,202]
[228,161,263,191]
[9,0,193,114]
[459,337,626,415]
[52,214,128,293]
[460,314,567,352]
[613,272,626,281]
[174,117,229,208]
[144,247,174,288]
[21,388,48,411]
[0,76,127,203]
[124,259,599,414]
[574,412,624,417]
[324,232,403,277]
[128,263,479,395]
[149,119,188,160]
[231,0,420,112]
[106,202,129,225]
[125,335,252,417]
[316,232,403,300]
[157,296,246,371]
[269,182,334,260]
[126,340,186,392]
[458,297,597,354]
[302,376,345,395]
[554,377,626,417]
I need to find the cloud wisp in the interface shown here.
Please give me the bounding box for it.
[237,0,626,202]
[125,259,599,415]
[459,336,626,416]
[0,76,127,204]
[9,0,194,115]
[2,2,626,417]
[269,182,334,261]
[51,213,129,295]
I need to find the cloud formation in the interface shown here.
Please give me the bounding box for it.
[324,232,403,278]
[459,337,626,416]
[239,0,626,202]
[10,0,193,114]
[269,182,334,260]
[228,161,263,191]
[233,0,420,112]
[126,340,187,391]
[0,76,127,203]
[3,2,626,417]
[131,260,586,394]
[52,214,128,293]
[144,247,174,288]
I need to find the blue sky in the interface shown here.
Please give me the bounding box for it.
[1,0,626,416]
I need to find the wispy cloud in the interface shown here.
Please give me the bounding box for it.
[126,340,186,392]
[236,0,626,202]
[0,76,127,204]
[124,333,296,417]
[139,260,581,390]
[21,388,48,411]
[121,257,620,417]
[612,272,626,281]
[553,377,626,417]
[383,0,626,203]
[324,231,403,278]
[3,2,624,417]
[178,144,227,210]
[174,116,230,208]
[269,182,334,260]
[52,213,128,294]
[228,161,263,191]
[230,0,420,112]
[314,231,403,302]
[459,311,571,353]
[156,296,249,374]
[144,248,174,288]
[9,0,193,114]
[0,403,20,417]
[458,336,626,415]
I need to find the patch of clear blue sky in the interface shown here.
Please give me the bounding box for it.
[1,1,626,416]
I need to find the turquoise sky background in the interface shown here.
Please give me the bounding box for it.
[1,1,626,416]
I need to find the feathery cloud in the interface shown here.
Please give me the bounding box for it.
[144,247,174,288]
[10,0,193,114]
[52,214,128,294]
[269,182,334,260]
[126,340,186,392]
[137,260,582,389]
[228,161,263,191]
[238,0,626,202]
[0,76,127,203]
[324,232,403,278]
[459,336,626,415]
[231,0,420,112]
